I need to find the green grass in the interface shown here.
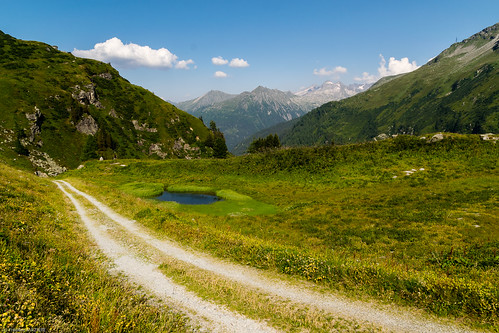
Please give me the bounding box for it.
[62,135,499,330]
[0,162,191,331]
[119,182,164,197]
[119,182,278,216]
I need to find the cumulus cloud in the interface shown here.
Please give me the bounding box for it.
[354,54,419,83]
[214,71,228,78]
[313,66,348,76]
[229,58,249,68]
[72,37,194,69]
[354,72,378,84]
[175,59,195,69]
[212,56,229,65]
[378,54,419,77]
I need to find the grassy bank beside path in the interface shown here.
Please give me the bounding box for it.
[0,163,191,332]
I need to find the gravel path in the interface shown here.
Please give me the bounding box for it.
[56,180,478,333]
[54,180,276,333]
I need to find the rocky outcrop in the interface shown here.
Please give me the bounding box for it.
[34,171,48,178]
[480,133,498,142]
[25,106,44,142]
[132,120,158,132]
[430,133,444,142]
[97,72,112,80]
[173,138,200,159]
[76,114,99,135]
[72,84,103,108]
[149,143,168,158]
[109,108,119,118]
[29,150,66,176]
[374,133,389,141]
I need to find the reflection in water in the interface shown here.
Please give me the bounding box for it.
[154,192,222,205]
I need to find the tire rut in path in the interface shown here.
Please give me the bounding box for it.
[56,180,478,333]
[54,180,277,333]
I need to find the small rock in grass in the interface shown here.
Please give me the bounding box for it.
[430,133,444,142]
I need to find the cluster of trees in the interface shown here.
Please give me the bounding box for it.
[81,129,116,161]
[204,120,228,158]
[247,134,281,153]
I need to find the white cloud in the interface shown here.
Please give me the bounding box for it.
[313,66,347,76]
[229,58,249,68]
[378,54,419,77]
[354,72,378,84]
[175,59,195,70]
[72,37,193,69]
[212,56,229,65]
[214,71,228,78]
[354,54,419,83]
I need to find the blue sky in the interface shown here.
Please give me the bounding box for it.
[2,0,498,102]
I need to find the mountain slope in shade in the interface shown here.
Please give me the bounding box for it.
[178,82,371,151]
[0,31,214,175]
[282,22,499,146]
[182,86,308,150]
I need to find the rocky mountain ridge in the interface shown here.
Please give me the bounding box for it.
[293,81,371,109]
[177,81,370,151]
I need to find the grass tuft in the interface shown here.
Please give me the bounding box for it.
[119,182,164,197]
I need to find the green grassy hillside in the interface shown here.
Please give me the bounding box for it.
[282,23,499,146]
[63,134,498,329]
[0,162,191,331]
[0,31,215,175]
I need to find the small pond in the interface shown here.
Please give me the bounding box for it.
[154,191,223,205]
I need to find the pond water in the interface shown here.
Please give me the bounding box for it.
[154,191,222,205]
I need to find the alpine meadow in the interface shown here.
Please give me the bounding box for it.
[0,8,498,333]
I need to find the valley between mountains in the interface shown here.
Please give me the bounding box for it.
[0,17,498,333]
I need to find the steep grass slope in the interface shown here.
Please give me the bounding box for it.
[283,23,499,146]
[0,31,213,175]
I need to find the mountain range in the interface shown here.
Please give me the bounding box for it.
[177,81,370,150]
[279,23,499,146]
[1,22,497,171]
[0,30,215,175]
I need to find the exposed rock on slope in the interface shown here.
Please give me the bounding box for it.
[76,114,99,135]
[0,30,217,174]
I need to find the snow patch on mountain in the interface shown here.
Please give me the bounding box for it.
[293,81,372,109]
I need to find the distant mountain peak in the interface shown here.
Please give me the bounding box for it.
[252,85,270,92]
[177,90,236,112]
[293,80,371,109]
